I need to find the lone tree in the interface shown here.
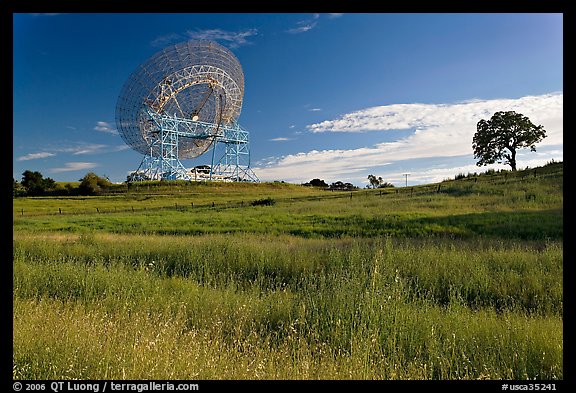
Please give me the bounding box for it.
[367,175,394,189]
[367,174,383,189]
[473,111,547,171]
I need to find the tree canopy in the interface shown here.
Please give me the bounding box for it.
[20,170,56,196]
[367,175,394,189]
[472,111,547,171]
[79,172,112,195]
[303,178,329,188]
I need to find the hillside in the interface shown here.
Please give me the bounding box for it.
[13,162,563,380]
[13,161,563,241]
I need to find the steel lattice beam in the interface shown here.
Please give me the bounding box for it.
[128,109,258,182]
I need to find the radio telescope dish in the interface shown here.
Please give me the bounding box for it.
[115,40,257,181]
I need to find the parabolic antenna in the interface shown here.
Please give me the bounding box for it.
[115,40,258,182]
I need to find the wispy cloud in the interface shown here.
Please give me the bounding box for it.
[255,92,563,185]
[269,137,294,142]
[113,145,131,152]
[17,152,56,161]
[309,108,322,112]
[50,162,99,173]
[152,29,258,49]
[16,142,129,165]
[53,143,108,155]
[287,22,318,34]
[70,144,109,155]
[186,28,258,48]
[286,13,341,34]
[51,143,130,155]
[94,121,118,135]
[307,93,562,135]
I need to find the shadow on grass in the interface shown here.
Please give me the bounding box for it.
[290,208,562,240]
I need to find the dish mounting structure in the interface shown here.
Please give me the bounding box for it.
[115,40,259,182]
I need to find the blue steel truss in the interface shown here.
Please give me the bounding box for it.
[129,107,258,182]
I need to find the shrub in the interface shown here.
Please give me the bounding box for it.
[250,197,275,206]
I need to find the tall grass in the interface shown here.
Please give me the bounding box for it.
[13,163,563,379]
[13,233,562,379]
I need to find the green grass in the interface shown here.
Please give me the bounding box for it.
[12,174,563,240]
[12,162,563,380]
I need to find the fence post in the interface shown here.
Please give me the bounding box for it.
[96,207,99,213]
[21,209,24,216]
[59,208,62,214]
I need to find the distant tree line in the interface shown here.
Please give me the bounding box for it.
[13,170,112,197]
[303,176,396,190]
[302,178,359,191]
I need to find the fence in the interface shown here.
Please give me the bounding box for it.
[16,173,561,218]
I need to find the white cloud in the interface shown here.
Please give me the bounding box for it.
[50,162,99,173]
[269,137,294,142]
[68,144,108,155]
[308,92,563,135]
[151,29,258,49]
[55,143,129,155]
[16,143,129,167]
[309,108,322,112]
[254,92,563,185]
[255,147,393,183]
[286,13,341,34]
[113,145,132,152]
[185,29,258,48]
[94,121,118,135]
[17,152,56,161]
[287,22,318,34]
[402,154,564,186]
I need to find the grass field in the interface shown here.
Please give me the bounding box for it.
[12,162,563,380]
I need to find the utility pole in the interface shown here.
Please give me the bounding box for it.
[403,173,410,187]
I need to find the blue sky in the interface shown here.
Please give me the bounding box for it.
[13,13,563,187]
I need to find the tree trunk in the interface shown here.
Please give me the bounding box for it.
[510,149,517,171]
